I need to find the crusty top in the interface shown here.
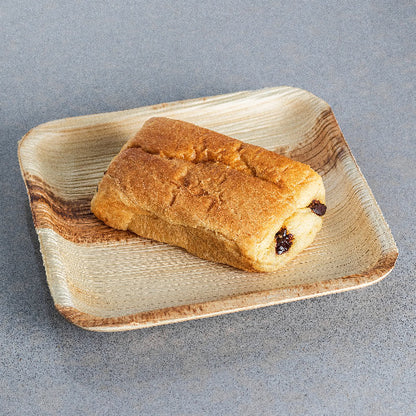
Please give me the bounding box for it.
[99,117,324,252]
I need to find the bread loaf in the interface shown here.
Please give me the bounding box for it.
[91,117,326,272]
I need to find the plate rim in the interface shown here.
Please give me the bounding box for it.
[55,251,397,332]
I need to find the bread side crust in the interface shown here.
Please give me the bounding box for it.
[128,211,255,271]
[91,177,322,272]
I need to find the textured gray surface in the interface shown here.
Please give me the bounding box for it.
[1,1,415,414]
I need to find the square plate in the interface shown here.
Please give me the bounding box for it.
[18,87,398,331]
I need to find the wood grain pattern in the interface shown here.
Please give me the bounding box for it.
[18,86,398,331]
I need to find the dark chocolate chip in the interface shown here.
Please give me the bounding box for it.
[308,200,327,216]
[275,227,294,255]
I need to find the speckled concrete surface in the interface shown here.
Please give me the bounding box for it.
[1,1,415,415]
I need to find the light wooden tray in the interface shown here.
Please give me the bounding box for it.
[18,87,398,331]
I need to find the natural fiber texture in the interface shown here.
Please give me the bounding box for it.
[18,87,397,331]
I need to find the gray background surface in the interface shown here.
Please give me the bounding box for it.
[1,1,415,415]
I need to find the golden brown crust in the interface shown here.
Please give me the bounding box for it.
[91,117,326,271]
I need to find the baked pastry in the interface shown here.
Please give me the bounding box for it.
[91,117,326,272]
